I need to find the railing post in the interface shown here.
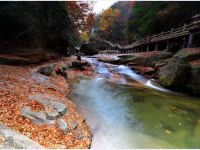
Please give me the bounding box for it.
[161,32,163,38]
[147,45,149,51]
[187,33,194,48]
[166,41,170,51]
[170,28,173,35]
[183,24,186,31]
[182,37,187,48]
[155,43,158,51]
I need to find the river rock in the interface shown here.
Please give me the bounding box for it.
[31,72,54,88]
[0,124,44,149]
[173,48,200,61]
[80,43,98,56]
[158,57,190,89]
[38,63,55,76]
[158,49,200,95]
[133,52,172,67]
[56,119,68,135]
[71,61,89,70]
[56,67,68,78]
[29,94,67,116]
[46,110,60,120]
[20,106,54,125]
[68,121,77,130]
[187,64,200,95]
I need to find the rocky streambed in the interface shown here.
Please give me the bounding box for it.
[97,48,200,96]
[68,55,200,149]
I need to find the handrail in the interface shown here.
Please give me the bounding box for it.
[96,16,200,50]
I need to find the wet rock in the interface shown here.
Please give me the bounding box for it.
[157,49,200,95]
[31,73,54,88]
[68,121,77,130]
[187,65,200,95]
[158,58,190,89]
[80,43,98,56]
[46,110,60,120]
[194,120,200,138]
[173,48,200,62]
[29,94,67,116]
[130,66,154,76]
[123,52,171,67]
[38,64,55,76]
[20,106,54,125]
[71,61,89,70]
[154,59,169,69]
[56,67,68,78]
[0,124,44,149]
[97,57,120,64]
[56,119,68,134]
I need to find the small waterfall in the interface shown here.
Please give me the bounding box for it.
[84,57,170,92]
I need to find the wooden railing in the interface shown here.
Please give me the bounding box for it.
[97,16,200,50]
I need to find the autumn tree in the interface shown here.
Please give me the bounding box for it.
[65,2,95,32]
[98,8,120,36]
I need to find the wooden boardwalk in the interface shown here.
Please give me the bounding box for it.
[97,14,200,53]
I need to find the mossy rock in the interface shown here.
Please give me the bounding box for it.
[173,48,200,62]
[158,58,190,88]
[187,65,200,95]
[80,43,98,56]
[71,61,89,70]
[38,64,55,76]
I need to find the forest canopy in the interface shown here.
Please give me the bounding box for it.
[95,1,200,44]
[0,1,94,54]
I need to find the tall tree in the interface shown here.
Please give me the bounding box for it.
[127,1,200,42]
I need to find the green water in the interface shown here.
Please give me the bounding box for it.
[70,78,200,148]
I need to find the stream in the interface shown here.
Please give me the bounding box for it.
[69,57,200,149]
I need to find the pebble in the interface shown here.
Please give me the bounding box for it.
[56,118,68,135]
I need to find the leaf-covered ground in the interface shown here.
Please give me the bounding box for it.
[0,56,92,148]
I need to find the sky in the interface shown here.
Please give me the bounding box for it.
[93,0,118,14]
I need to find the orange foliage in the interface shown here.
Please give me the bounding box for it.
[99,8,121,32]
[65,1,95,32]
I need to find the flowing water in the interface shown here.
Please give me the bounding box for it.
[69,57,200,149]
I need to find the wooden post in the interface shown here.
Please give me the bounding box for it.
[170,28,173,35]
[187,33,194,48]
[147,45,149,51]
[166,41,170,51]
[182,37,187,48]
[155,43,158,51]
[183,24,186,31]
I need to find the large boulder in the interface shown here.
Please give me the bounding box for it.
[71,61,89,70]
[0,124,44,149]
[117,51,171,67]
[134,51,172,67]
[173,48,200,61]
[56,118,68,135]
[20,106,55,125]
[38,64,55,76]
[187,64,200,95]
[80,44,98,56]
[158,58,190,89]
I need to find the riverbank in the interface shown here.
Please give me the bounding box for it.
[69,56,200,149]
[0,55,92,148]
[97,48,200,96]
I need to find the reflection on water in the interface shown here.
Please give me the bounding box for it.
[69,58,200,148]
[70,78,200,148]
